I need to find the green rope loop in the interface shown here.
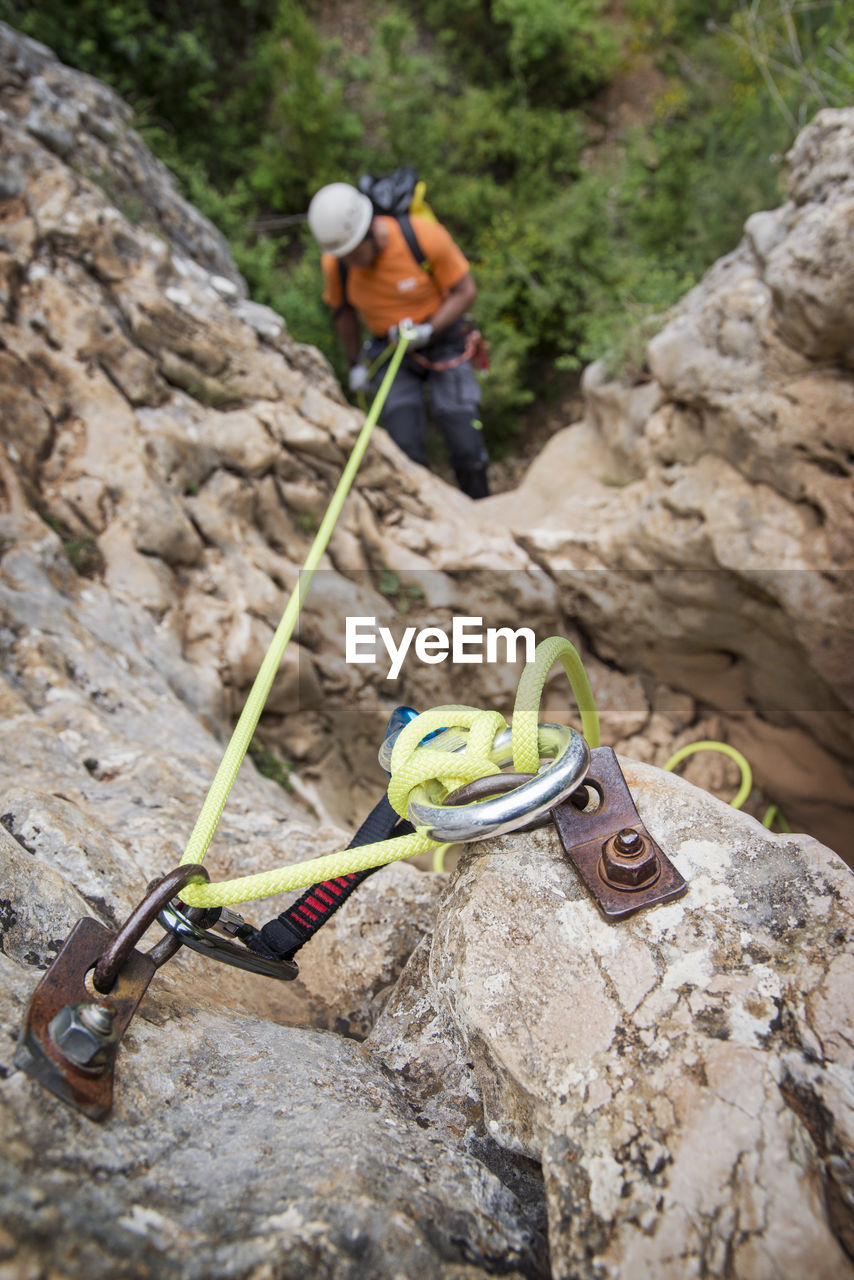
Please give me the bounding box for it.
[663,740,753,810]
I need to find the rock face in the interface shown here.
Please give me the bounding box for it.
[1,26,853,1278]
[0,22,242,286]
[0,20,568,840]
[489,108,854,852]
[3,754,852,1278]
[0,465,446,1038]
[1,22,851,854]
[369,761,854,1280]
[1,828,545,1280]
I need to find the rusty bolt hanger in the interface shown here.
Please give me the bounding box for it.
[15,860,301,1121]
[446,746,686,921]
[599,827,661,890]
[551,748,686,918]
[14,864,210,1121]
[47,1001,118,1069]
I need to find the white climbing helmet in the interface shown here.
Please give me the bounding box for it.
[307,183,374,257]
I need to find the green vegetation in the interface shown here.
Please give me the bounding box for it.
[39,512,102,577]
[6,0,851,442]
[377,568,425,615]
[294,510,321,536]
[248,737,294,792]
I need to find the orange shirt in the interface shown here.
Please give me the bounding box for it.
[321,216,470,337]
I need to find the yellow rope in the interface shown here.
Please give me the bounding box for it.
[177,333,412,899]
[180,637,601,908]
[663,740,753,809]
[177,617,786,905]
[169,344,783,910]
[664,740,789,828]
[762,804,791,832]
[511,635,600,767]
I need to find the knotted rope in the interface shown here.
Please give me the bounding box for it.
[180,637,600,908]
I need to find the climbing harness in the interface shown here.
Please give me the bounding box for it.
[354,323,488,416]
[410,325,489,373]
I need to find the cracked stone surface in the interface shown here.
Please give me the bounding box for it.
[0,485,449,1040]
[369,760,854,1279]
[0,24,852,853]
[0,24,853,1277]
[0,830,546,1280]
[0,21,242,285]
[487,110,854,852]
[0,21,574,840]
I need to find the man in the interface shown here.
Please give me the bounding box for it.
[308,182,490,499]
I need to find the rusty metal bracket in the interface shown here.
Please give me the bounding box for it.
[446,746,687,921]
[550,747,687,920]
[13,864,208,1121]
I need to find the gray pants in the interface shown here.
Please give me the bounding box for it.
[366,332,489,497]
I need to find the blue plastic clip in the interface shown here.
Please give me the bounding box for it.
[379,706,446,774]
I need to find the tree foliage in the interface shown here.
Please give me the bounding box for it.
[3,0,852,442]
[421,0,620,103]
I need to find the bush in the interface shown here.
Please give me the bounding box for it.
[421,0,621,103]
[0,0,278,185]
[5,0,851,450]
[245,0,363,211]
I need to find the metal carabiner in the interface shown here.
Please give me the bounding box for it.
[156,900,298,981]
[92,863,211,991]
[449,748,688,921]
[377,705,454,774]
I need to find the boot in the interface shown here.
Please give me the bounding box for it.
[456,466,490,500]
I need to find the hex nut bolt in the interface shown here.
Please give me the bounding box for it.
[600,828,659,888]
[614,828,643,855]
[48,1002,118,1070]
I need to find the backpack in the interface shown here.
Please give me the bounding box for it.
[338,166,436,301]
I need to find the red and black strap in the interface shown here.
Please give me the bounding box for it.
[245,795,412,961]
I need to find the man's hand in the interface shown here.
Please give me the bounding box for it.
[389,319,434,349]
[348,364,369,393]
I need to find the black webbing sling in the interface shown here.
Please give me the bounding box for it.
[245,796,413,961]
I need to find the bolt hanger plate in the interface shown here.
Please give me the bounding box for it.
[14,917,157,1120]
[551,747,687,919]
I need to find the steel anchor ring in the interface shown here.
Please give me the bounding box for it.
[406,721,590,843]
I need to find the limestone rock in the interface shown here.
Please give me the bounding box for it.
[6,20,847,857]
[293,860,447,1040]
[0,491,445,1038]
[487,109,854,851]
[369,761,854,1279]
[0,22,573,836]
[0,480,539,1272]
[757,108,854,365]
[0,22,242,286]
[0,26,853,1277]
[0,832,545,1280]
